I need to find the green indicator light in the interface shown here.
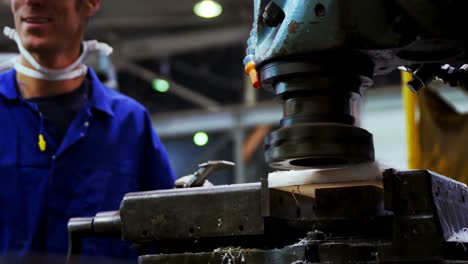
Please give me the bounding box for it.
[152,79,170,93]
[193,132,209,146]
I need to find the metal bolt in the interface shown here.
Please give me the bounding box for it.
[262,1,285,27]
[315,3,326,17]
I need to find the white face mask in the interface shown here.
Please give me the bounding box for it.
[0,26,113,81]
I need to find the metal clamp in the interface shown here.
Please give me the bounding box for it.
[175,160,235,188]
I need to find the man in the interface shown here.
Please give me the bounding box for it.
[0,0,175,261]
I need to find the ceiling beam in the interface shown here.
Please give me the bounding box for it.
[89,16,212,30]
[118,61,221,112]
[152,102,282,137]
[117,25,250,59]
[171,61,241,91]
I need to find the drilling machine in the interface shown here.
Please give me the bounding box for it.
[67,0,468,263]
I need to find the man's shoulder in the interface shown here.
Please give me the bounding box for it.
[0,69,15,78]
[0,69,17,100]
[91,80,148,119]
[87,68,148,118]
[104,87,145,112]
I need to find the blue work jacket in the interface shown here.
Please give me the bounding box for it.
[0,69,175,261]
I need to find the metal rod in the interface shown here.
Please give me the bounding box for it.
[233,113,246,183]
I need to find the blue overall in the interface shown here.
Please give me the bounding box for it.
[0,68,175,261]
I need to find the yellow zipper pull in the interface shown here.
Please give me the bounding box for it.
[38,134,47,152]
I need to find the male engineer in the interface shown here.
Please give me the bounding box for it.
[0,0,175,261]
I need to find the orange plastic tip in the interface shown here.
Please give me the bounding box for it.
[244,61,261,88]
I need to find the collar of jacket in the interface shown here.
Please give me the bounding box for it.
[0,68,114,117]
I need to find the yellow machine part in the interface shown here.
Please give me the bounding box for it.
[402,72,468,184]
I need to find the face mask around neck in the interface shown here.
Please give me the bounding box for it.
[0,26,113,81]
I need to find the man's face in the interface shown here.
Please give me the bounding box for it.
[10,0,94,54]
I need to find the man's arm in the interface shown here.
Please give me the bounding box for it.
[139,111,176,191]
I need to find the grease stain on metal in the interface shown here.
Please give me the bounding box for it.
[288,20,303,33]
